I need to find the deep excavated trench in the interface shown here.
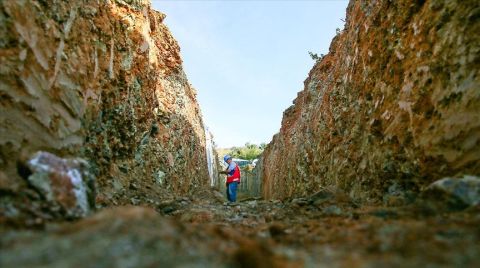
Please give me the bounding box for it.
[1,0,480,267]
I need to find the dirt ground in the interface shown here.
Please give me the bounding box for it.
[1,188,479,268]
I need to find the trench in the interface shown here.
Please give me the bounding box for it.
[1,0,480,267]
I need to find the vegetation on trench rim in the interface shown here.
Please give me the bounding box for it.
[218,142,267,161]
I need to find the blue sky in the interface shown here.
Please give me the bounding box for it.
[152,0,348,148]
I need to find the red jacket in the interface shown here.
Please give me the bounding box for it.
[227,164,241,183]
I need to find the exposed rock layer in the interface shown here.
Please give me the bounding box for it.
[261,0,480,202]
[0,0,209,224]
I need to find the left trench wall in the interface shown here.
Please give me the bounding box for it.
[0,0,209,225]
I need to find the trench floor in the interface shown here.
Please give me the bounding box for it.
[1,189,479,267]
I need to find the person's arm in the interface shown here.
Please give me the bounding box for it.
[218,166,230,175]
[219,163,235,175]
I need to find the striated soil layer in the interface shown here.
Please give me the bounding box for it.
[0,0,209,225]
[260,0,480,202]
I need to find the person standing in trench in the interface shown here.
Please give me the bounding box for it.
[219,155,241,203]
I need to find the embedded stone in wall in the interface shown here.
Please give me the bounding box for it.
[423,175,480,210]
[26,151,95,218]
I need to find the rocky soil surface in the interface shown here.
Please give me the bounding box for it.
[1,188,479,267]
[260,0,480,201]
[0,0,209,225]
